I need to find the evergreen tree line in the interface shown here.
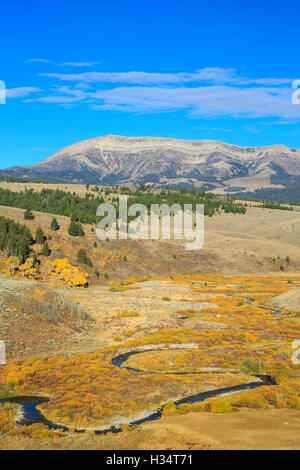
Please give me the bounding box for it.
[125,192,246,217]
[0,173,42,183]
[259,202,293,211]
[0,186,246,226]
[233,186,300,205]
[0,216,53,264]
[0,216,34,262]
[0,188,105,224]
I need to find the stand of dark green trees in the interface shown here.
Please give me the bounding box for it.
[0,188,104,224]
[0,216,34,262]
[0,186,246,225]
[68,221,84,236]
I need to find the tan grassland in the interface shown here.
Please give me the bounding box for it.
[0,185,299,450]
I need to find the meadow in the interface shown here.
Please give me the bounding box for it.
[0,186,299,449]
[0,273,299,444]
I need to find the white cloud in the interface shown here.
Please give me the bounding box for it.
[88,85,300,119]
[58,61,103,67]
[32,86,87,103]
[25,58,52,63]
[11,67,299,120]
[6,87,42,98]
[39,68,294,86]
[39,68,240,85]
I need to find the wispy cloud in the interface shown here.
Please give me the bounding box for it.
[39,68,241,85]
[25,58,52,63]
[6,87,42,98]
[29,85,88,103]
[9,67,300,120]
[58,61,103,67]
[39,68,293,86]
[88,85,300,119]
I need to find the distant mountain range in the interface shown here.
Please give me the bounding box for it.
[3,135,300,192]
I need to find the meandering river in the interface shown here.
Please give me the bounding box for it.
[1,341,276,435]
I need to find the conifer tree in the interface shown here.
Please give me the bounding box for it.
[22,226,33,245]
[68,221,84,237]
[71,213,79,222]
[76,223,84,236]
[17,236,30,262]
[41,241,50,256]
[77,248,88,264]
[51,218,59,231]
[24,209,34,220]
[32,252,39,266]
[35,227,45,244]
[77,248,92,266]
[0,216,33,263]
[68,221,78,236]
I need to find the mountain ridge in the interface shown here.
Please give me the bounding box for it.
[3,135,300,191]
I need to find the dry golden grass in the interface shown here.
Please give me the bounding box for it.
[1,199,300,449]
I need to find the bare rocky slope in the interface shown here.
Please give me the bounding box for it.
[3,135,300,189]
[270,288,300,311]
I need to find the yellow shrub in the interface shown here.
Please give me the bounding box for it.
[49,258,89,287]
[208,397,233,413]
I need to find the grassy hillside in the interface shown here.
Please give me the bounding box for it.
[0,186,300,450]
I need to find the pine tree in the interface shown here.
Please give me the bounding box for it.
[86,257,93,267]
[51,218,59,231]
[77,248,93,266]
[22,226,33,245]
[24,209,34,220]
[17,236,30,262]
[41,241,50,256]
[68,221,84,237]
[71,213,79,222]
[32,252,40,266]
[68,221,78,236]
[0,216,33,263]
[76,223,84,236]
[7,235,18,257]
[35,227,45,244]
[77,248,88,264]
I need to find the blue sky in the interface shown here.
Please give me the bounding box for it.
[1,0,300,168]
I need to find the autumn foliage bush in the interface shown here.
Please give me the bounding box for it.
[3,256,38,279]
[49,258,89,287]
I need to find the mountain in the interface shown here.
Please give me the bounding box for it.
[3,135,300,191]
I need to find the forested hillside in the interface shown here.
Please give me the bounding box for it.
[0,186,246,224]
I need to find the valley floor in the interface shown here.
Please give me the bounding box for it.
[0,204,300,450]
